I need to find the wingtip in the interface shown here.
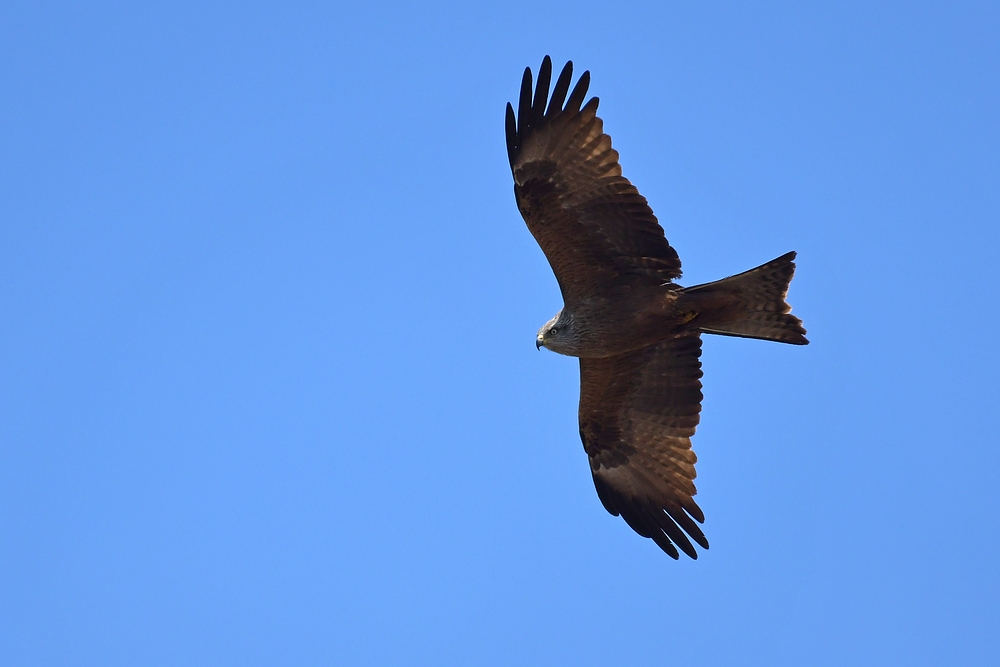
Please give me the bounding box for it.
[546,60,574,118]
[517,66,533,134]
[684,498,705,524]
[654,536,681,560]
[505,102,517,167]
[532,56,553,122]
[566,69,591,112]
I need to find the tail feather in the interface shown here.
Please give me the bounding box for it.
[681,251,808,345]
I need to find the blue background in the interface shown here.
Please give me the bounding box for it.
[2,2,998,664]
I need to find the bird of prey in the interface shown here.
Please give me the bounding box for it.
[505,57,808,559]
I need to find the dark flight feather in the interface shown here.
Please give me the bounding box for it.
[517,67,532,138]
[546,61,573,117]
[565,70,590,114]
[531,56,551,121]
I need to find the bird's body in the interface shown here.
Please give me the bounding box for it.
[537,286,686,357]
[507,57,808,559]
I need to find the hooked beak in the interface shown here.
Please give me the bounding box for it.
[535,335,544,350]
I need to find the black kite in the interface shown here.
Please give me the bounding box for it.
[506,57,808,559]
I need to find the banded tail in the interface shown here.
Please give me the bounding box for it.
[681,251,808,345]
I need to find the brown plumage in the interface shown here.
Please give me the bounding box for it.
[506,57,808,559]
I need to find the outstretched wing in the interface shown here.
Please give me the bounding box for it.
[579,334,709,559]
[506,57,682,303]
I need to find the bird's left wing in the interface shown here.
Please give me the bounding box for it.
[579,334,709,559]
[506,57,682,302]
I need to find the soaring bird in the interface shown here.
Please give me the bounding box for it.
[506,57,808,559]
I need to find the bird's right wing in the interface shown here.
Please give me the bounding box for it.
[506,57,682,302]
[578,334,709,559]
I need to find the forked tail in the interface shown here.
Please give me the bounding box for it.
[680,251,808,345]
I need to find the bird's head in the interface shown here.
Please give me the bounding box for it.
[536,310,578,355]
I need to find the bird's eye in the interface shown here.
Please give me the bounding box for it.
[549,327,558,336]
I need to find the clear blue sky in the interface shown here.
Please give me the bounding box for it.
[2,2,998,665]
